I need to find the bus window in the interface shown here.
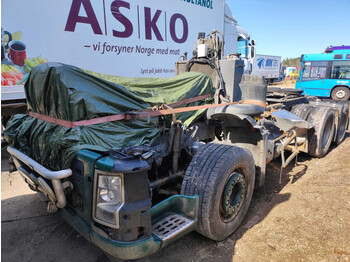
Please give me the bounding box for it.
[303,63,311,78]
[334,54,343,59]
[310,66,318,77]
[331,61,350,79]
[302,61,328,81]
[318,67,327,78]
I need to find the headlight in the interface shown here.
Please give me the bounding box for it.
[93,171,124,228]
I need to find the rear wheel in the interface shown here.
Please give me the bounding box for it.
[335,105,349,145]
[307,106,335,158]
[181,142,255,241]
[331,86,350,101]
[291,104,314,120]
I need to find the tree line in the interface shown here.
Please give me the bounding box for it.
[282,57,301,67]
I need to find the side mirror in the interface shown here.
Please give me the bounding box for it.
[250,39,256,59]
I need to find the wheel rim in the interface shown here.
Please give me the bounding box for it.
[336,90,346,99]
[220,172,246,222]
[322,117,333,148]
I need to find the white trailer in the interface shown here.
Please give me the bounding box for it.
[1,1,255,78]
[2,1,256,119]
[251,54,281,84]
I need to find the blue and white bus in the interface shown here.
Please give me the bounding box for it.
[295,46,350,100]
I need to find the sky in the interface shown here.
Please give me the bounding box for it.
[228,0,350,60]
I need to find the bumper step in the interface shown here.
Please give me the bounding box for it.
[152,212,194,241]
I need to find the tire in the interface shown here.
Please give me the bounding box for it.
[335,105,349,145]
[291,104,314,120]
[181,142,255,241]
[331,86,350,101]
[307,106,336,158]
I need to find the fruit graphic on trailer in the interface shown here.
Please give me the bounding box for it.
[24,56,48,72]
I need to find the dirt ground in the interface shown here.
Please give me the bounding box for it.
[1,134,350,262]
[268,78,297,89]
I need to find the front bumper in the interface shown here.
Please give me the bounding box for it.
[60,206,161,259]
[8,146,72,209]
[7,146,198,259]
[60,195,198,260]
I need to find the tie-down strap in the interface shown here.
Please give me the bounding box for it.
[29,94,265,128]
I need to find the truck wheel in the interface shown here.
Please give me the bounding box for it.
[291,104,314,120]
[181,142,255,241]
[307,106,335,158]
[335,105,349,145]
[331,86,350,101]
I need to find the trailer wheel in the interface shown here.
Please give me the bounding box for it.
[331,86,350,101]
[307,106,335,158]
[181,142,255,241]
[335,105,349,145]
[291,104,314,120]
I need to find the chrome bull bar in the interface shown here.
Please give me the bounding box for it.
[7,146,72,208]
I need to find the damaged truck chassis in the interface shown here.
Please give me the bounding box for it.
[6,31,349,260]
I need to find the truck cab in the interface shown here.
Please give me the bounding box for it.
[224,4,255,74]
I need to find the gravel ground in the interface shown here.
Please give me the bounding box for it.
[2,134,350,262]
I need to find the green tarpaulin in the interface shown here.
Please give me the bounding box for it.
[4,63,213,170]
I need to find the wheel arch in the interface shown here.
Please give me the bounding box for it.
[209,112,268,188]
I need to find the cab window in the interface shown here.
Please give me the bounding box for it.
[237,37,247,58]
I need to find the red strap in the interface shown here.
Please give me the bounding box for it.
[29,112,76,128]
[29,95,265,128]
[166,93,211,108]
[29,94,212,128]
[145,100,265,118]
